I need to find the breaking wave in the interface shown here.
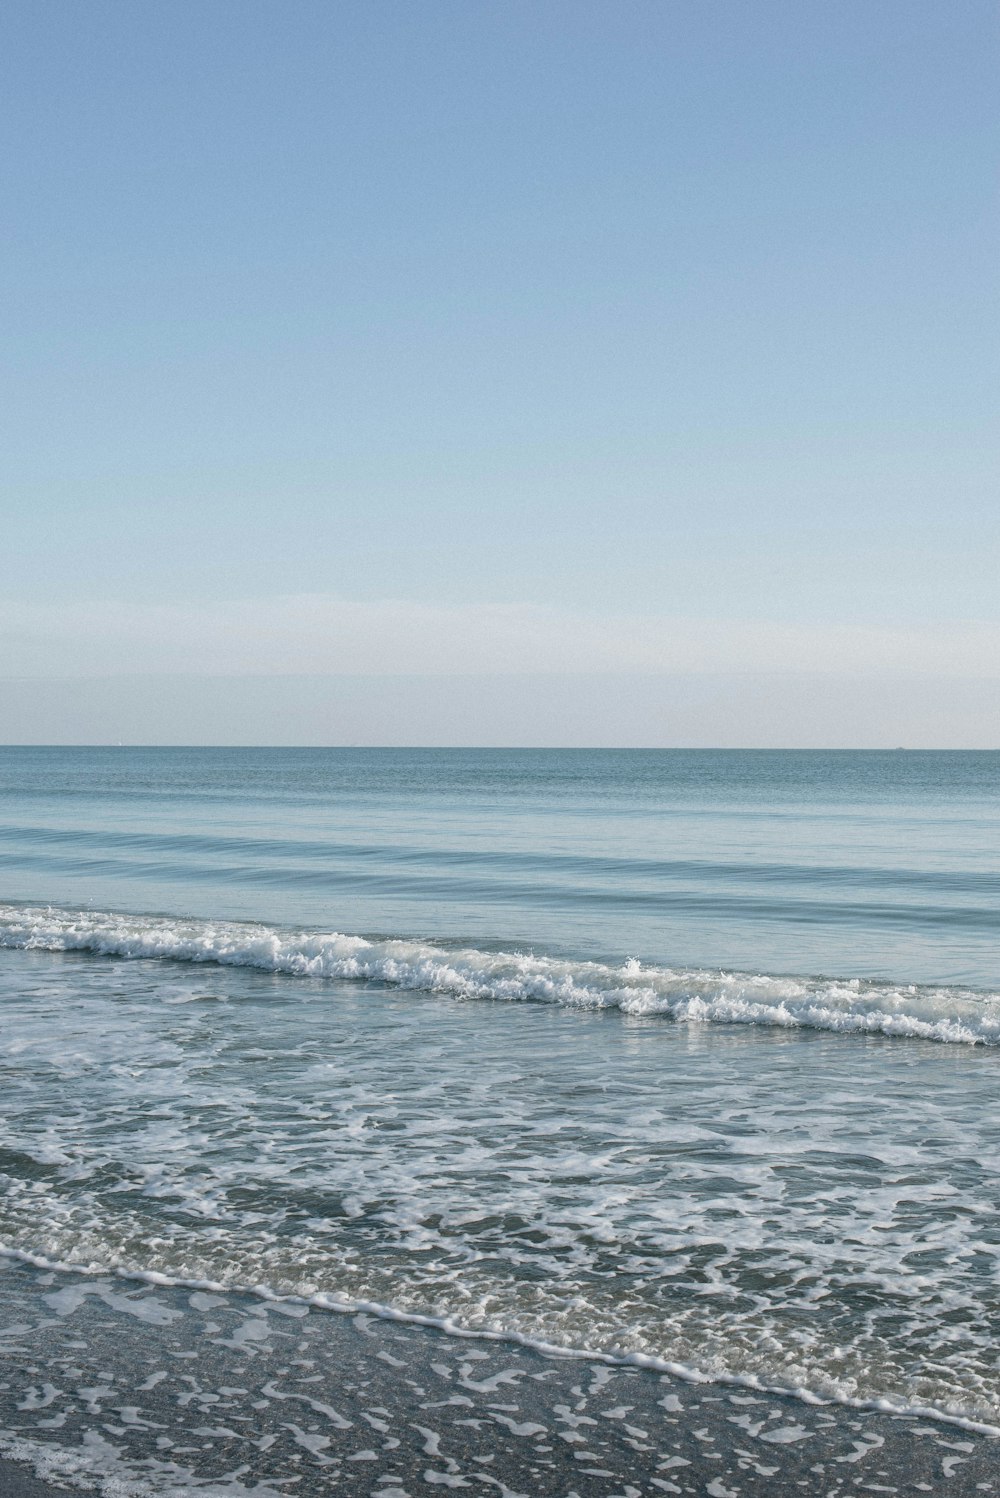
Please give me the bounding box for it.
[2,903,998,1045]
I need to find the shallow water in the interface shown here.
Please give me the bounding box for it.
[0,746,998,1474]
[2,1256,997,1498]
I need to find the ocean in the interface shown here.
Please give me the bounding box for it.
[0,746,998,1495]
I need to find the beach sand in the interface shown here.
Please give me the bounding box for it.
[0,1457,71,1495]
[0,1257,996,1496]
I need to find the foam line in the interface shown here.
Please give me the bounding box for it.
[1,903,998,1045]
[1,1245,997,1438]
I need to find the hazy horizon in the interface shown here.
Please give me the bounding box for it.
[3,671,998,749]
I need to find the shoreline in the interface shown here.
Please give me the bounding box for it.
[1,1257,997,1496]
[4,1246,999,1442]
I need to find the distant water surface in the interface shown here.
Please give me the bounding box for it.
[2,746,998,982]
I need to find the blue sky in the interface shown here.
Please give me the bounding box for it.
[2,1,997,741]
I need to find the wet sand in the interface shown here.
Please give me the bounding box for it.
[0,1457,72,1495]
[0,1257,996,1496]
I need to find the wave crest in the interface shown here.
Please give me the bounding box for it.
[1,904,997,1045]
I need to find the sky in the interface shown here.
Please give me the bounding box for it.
[2,0,997,744]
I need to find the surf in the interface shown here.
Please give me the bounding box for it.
[2,902,998,1045]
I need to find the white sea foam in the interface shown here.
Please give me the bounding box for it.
[3,919,1000,1435]
[1,903,997,1045]
[3,1247,998,1438]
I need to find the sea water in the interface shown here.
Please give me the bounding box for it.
[0,747,998,1457]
